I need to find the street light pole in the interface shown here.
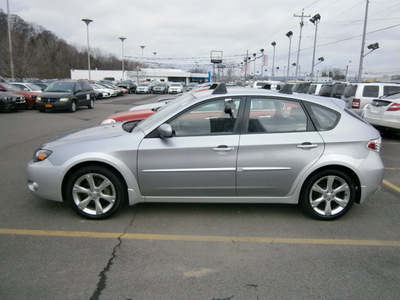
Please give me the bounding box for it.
[82,18,93,80]
[6,0,14,79]
[119,37,126,81]
[140,45,145,81]
[286,31,293,79]
[271,42,276,79]
[310,14,321,82]
[294,9,310,79]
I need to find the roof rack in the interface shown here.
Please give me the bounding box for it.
[211,83,228,94]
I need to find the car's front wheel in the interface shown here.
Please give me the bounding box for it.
[65,165,126,219]
[300,169,356,220]
[88,98,94,109]
[69,100,77,113]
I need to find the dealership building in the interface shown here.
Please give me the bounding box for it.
[70,68,210,84]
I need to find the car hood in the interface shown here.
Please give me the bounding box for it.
[101,109,155,123]
[41,124,127,149]
[0,91,25,98]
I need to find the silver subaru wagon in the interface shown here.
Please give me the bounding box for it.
[27,84,384,220]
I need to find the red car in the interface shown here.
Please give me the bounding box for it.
[0,82,39,108]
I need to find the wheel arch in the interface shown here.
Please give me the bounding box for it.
[61,161,128,204]
[301,165,362,204]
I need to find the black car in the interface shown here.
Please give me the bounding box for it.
[36,81,95,113]
[0,91,26,112]
[117,80,136,94]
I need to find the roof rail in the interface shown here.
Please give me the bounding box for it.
[212,83,228,94]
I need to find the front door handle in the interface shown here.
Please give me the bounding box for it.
[213,145,234,152]
[297,142,318,150]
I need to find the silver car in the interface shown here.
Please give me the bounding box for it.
[27,84,384,220]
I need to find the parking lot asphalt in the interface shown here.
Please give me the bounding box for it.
[0,94,399,300]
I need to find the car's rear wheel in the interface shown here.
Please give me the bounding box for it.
[69,100,77,113]
[65,165,126,219]
[300,169,355,220]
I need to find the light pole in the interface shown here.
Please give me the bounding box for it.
[358,0,370,82]
[140,45,145,81]
[286,31,293,79]
[271,42,276,79]
[6,0,14,79]
[253,53,257,79]
[310,14,321,82]
[119,37,126,81]
[260,48,264,79]
[153,51,157,80]
[82,18,93,80]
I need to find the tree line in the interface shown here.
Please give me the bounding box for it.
[0,10,140,80]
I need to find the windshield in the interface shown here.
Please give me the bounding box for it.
[1,83,21,91]
[135,93,196,133]
[45,82,75,92]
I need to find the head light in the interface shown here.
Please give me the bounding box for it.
[59,98,70,102]
[34,149,53,162]
[101,119,117,124]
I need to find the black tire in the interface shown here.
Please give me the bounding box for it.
[88,98,94,109]
[69,100,77,113]
[300,169,355,220]
[65,165,127,219]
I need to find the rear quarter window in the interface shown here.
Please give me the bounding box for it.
[384,85,400,96]
[307,103,340,131]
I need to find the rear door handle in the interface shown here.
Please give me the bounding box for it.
[297,142,318,150]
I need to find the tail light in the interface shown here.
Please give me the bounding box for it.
[366,138,381,152]
[352,99,360,109]
[387,103,400,111]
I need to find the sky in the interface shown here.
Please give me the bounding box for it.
[1,0,400,78]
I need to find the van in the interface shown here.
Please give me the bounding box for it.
[342,82,400,115]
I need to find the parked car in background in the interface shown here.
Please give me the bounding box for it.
[34,83,49,91]
[342,82,400,115]
[117,80,136,94]
[168,83,183,94]
[152,82,169,94]
[362,93,400,132]
[10,82,43,93]
[0,82,38,109]
[36,80,95,112]
[308,83,323,95]
[0,91,26,112]
[27,83,384,220]
[91,84,113,99]
[186,82,198,91]
[292,82,311,93]
[95,83,118,97]
[136,83,152,94]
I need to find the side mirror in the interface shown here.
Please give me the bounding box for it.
[158,124,173,138]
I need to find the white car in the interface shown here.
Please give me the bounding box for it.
[91,84,112,98]
[10,82,42,93]
[363,93,400,131]
[168,83,183,94]
[136,83,151,94]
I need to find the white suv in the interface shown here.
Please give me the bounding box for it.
[342,83,400,115]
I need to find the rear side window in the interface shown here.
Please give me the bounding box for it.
[307,104,340,131]
[383,86,400,96]
[344,85,357,97]
[362,86,379,97]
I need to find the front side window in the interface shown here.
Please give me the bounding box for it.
[169,98,242,136]
[246,98,308,133]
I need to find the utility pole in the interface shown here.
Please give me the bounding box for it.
[357,0,369,82]
[294,9,310,79]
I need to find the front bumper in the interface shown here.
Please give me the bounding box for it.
[36,101,71,111]
[26,159,64,202]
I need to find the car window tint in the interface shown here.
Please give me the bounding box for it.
[308,104,339,131]
[246,98,307,133]
[169,98,241,136]
[384,86,400,96]
[362,86,379,97]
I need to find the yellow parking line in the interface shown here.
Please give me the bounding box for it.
[383,179,400,192]
[0,229,399,247]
